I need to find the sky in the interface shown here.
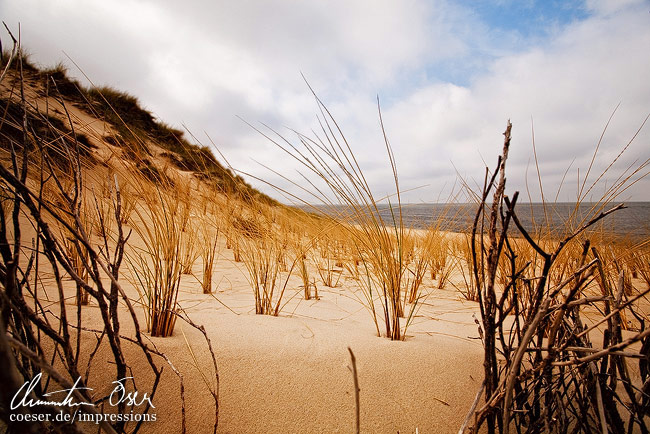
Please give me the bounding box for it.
[2,0,649,204]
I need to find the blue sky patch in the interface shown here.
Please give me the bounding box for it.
[460,0,590,39]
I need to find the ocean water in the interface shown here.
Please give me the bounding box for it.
[307,202,650,240]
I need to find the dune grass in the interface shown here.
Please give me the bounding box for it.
[199,214,221,294]
[235,211,296,316]
[246,90,423,339]
[126,174,185,337]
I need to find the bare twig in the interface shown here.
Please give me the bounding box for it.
[348,347,360,434]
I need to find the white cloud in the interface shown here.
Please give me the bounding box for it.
[1,0,648,203]
[379,0,650,202]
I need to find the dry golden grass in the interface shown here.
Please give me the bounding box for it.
[243,92,430,339]
[229,202,298,315]
[199,214,221,294]
[125,172,185,337]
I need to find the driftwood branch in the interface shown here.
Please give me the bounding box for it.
[463,121,649,434]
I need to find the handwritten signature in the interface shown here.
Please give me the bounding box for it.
[11,373,154,410]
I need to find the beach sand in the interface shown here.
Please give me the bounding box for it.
[66,233,485,434]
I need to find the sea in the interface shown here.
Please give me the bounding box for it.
[304,202,650,241]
